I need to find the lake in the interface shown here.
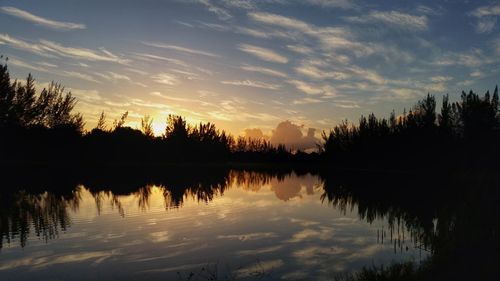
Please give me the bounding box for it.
[0,169,428,281]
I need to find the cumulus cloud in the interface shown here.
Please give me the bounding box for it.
[238,43,288,63]
[270,121,320,151]
[244,128,267,140]
[1,6,86,30]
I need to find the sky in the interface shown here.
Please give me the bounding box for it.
[0,0,499,140]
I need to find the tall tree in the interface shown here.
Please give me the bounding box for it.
[0,63,15,127]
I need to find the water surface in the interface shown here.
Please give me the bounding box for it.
[0,170,425,280]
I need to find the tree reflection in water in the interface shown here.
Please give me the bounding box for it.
[0,167,498,281]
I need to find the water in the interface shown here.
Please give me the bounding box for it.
[0,170,426,281]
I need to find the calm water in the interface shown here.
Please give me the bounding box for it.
[0,170,426,281]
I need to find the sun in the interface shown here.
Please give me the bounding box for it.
[152,122,165,137]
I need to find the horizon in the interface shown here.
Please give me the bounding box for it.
[1,0,499,139]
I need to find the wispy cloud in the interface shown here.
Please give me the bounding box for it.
[143,41,220,57]
[475,18,496,33]
[6,56,100,83]
[248,12,372,56]
[40,40,127,63]
[288,80,336,96]
[287,45,313,55]
[471,5,500,17]
[221,79,281,90]
[1,6,86,30]
[133,52,188,67]
[470,4,500,34]
[7,57,49,72]
[303,0,355,10]
[61,71,100,83]
[195,0,232,20]
[152,73,179,85]
[295,61,350,80]
[416,5,444,16]
[348,66,385,85]
[0,33,54,57]
[346,11,428,31]
[240,64,287,77]
[293,97,322,105]
[238,43,288,63]
[0,33,127,63]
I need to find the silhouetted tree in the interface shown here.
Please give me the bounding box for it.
[113,111,128,130]
[96,111,107,131]
[141,115,154,138]
[0,62,15,127]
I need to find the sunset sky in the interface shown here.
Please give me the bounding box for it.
[1,0,499,137]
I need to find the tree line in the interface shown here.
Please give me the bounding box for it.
[321,89,499,169]
[1,62,499,168]
[0,63,298,164]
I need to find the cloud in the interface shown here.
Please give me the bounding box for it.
[348,66,385,85]
[293,97,322,105]
[249,12,372,56]
[416,5,444,16]
[238,43,288,63]
[196,0,232,20]
[40,40,126,63]
[235,26,270,38]
[7,57,49,72]
[6,56,101,83]
[69,88,102,103]
[288,80,337,96]
[303,0,355,9]
[471,5,500,17]
[1,6,86,30]
[295,61,350,80]
[143,41,219,57]
[0,33,54,57]
[240,64,287,77]
[133,52,188,67]
[470,4,500,34]
[221,79,281,90]
[249,11,318,34]
[220,0,256,10]
[152,73,179,85]
[61,71,100,83]
[244,128,266,140]
[0,34,127,64]
[287,45,313,55]
[346,11,428,31]
[270,120,320,151]
[476,18,496,33]
[430,76,453,82]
